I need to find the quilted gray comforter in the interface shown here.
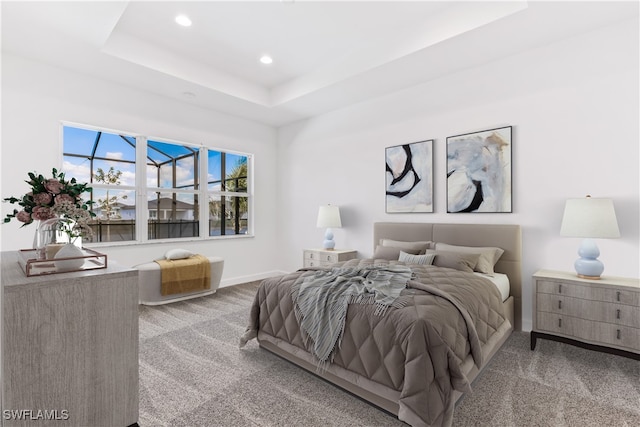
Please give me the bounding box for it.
[242,259,509,427]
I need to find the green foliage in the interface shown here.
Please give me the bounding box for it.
[93,167,128,219]
[2,168,94,227]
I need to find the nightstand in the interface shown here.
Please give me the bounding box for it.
[303,248,357,267]
[531,269,639,360]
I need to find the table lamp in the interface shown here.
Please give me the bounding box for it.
[560,195,620,279]
[316,205,342,250]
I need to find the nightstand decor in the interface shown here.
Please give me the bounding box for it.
[317,204,342,250]
[560,195,620,279]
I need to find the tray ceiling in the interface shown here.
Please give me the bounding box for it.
[2,1,637,126]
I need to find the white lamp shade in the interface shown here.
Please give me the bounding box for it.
[317,205,342,228]
[560,197,620,238]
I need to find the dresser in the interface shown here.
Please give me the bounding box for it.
[303,249,357,267]
[1,251,139,426]
[531,269,639,360]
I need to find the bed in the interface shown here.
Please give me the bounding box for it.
[241,222,521,426]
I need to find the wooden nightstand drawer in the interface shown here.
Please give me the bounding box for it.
[537,279,640,306]
[537,314,639,352]
[303,249,357,268]
[536,294,640,328]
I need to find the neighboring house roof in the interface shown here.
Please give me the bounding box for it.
[99,198,195,211]
[147,197,194,210]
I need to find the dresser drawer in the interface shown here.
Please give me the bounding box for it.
[537,279,640,306]
[537,314,639,352]
[303,249,357,268]
[303,251,337,267]
[537,294,640,328]
[304,250,321,267]
[304,250,319,261]
[304,258,321,267]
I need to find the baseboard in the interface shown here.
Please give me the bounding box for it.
[219,270,288,288]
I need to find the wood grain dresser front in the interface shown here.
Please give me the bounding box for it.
[531,269,639,360]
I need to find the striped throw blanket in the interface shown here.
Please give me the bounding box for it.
[291,265,413,367]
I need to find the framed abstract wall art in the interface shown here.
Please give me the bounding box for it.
[385,139,433,213]
[447,126,512,213]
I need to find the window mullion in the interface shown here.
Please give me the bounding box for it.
[199,147,208,239]
[135,136,148,242]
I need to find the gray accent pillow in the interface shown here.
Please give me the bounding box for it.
[425,250,480,273]
[380,239,434,254]
[373,245,420,260]
[398,251,435,265]
[434,243,504,275]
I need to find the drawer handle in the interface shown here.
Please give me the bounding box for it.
[326,255,331,261]
[616,291,621,302]
[617,329,621,340]
[558,284,562,294]
[310,253,315,259]
[617,309,621,319]
[558,300,562,310]
[558,318,562,328]
[309,261,315,267]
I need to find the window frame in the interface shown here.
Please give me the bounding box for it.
[61,122,254,246]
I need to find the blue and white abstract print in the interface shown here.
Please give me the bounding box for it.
[447,126,512,213]
[385,140,433,213]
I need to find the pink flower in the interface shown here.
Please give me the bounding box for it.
[31,206,56,221]
[16,210,32,223]
[3,169,93,231]
[44,179,63,194]
[54,194,75,205]
[33,192,53,205]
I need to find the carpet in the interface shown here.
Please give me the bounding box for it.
[138,281,640,426]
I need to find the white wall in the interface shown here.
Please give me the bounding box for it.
[277,18,640,331]
[1,54,281,286]
[2,17,638,330]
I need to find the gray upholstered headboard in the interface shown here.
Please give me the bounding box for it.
[373,222,522,329]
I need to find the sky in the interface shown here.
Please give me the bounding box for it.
[62,125,247,207]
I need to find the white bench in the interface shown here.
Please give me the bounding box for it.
[135,256,224,305]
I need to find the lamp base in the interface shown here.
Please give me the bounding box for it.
[322,228,336,250]
[573,238,604,280]
[577,274,601,280]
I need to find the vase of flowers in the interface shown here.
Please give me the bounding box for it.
[3,168,94,260]
[34,217,84,270]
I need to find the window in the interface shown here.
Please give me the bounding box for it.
[63,127,137,243]
[147,139,200,240]
[62,124,252,243]
[208,150,248,236]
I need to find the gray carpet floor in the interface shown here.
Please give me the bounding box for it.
[138,281,640,426]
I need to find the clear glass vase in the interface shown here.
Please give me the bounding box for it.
[34,217,69,260]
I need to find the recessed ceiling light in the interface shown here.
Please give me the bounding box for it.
[259,55,273,65]
[175,14,192,27]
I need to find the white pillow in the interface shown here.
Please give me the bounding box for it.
[434,243,504,275]
[398,251,435,265]
[164,248,194,260]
